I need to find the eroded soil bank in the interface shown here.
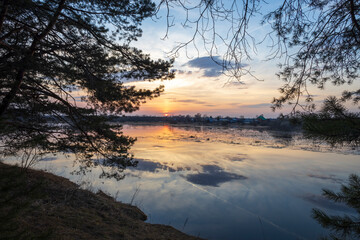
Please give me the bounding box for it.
[0,162,201,240]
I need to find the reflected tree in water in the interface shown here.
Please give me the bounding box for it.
[312,174,360,240]
[0,0,174,179]
[301,96,360,145]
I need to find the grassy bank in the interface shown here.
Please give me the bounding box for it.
[0,162,201,240]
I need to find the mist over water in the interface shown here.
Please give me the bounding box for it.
[20,124,360,240]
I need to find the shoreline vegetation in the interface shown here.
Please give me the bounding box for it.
[109,115,302,133]
[0,162,201,240]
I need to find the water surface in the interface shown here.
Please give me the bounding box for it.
[29,124,360,239]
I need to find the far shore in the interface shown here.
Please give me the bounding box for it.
[115,119,302,132]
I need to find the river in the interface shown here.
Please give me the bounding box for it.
[16,124,360,240]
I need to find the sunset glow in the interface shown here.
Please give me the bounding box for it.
[126,3,360,118]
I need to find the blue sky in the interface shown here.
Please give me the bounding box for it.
[124,0,360,117]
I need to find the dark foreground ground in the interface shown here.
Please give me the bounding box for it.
[0,162,201,240]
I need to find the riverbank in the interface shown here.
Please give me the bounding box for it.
[0,162,201,240]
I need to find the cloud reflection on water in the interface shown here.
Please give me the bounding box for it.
[131,159,248,187]
[184,164,247,187]
[307,173,344,183]
[227,153,249,162]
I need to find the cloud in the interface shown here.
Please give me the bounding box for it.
[224,81,248,89]
[175,69,193,75]
[184,165,247,187]
[184,56,248,78]
[241,103,271,108]
[170,98,208,105]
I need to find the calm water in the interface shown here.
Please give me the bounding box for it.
[20,124,360,239]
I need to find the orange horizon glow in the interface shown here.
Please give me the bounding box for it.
[122,64,359,118]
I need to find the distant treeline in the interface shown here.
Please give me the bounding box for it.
[110,115,302,131]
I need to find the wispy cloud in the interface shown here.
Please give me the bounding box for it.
[241,103,271,108]
[224,81,248,89]
[171,98,207,105]
[175,69,193,75]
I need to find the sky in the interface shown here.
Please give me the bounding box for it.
[123,1,359,118]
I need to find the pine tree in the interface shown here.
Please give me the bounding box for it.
[0,0,174,179]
